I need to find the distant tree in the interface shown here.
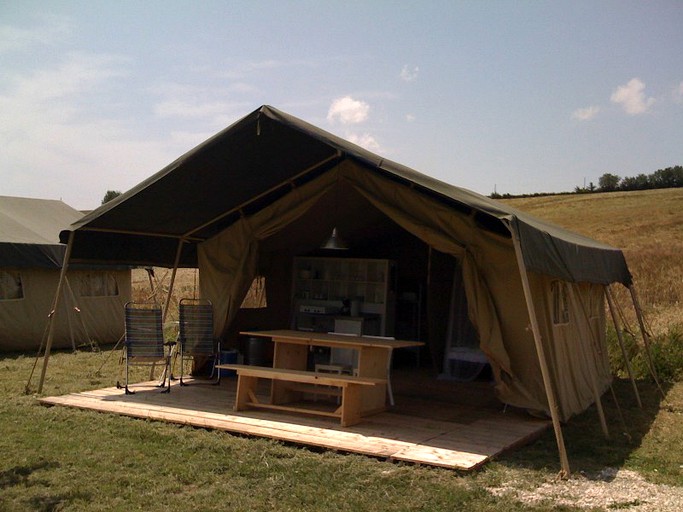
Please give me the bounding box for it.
[651,166,683,189]
[598,173,621,192]
[575,181,596,194]
[620,174,650,191]
[102,190,122,204]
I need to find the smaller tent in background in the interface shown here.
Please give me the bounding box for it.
[0,196,130,351]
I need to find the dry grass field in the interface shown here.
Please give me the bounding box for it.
[504,188,683,335]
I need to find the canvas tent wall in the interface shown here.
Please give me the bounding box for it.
[48,106,637,468]
[0,196,130,351]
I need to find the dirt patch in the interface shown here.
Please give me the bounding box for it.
[488,467,683,511]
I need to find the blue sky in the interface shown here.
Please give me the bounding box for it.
[1,1,682,210]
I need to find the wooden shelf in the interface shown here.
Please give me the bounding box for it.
[292,257,396,336]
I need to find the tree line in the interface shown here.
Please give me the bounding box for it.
[491,165,682,199]
[584,165,683,193]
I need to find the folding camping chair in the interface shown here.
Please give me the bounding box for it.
[117,301,174,394]
[177,298,221,386]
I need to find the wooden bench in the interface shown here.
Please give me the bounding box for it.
[216,364,386,427]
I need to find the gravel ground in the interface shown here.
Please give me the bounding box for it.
[487,467,683,511]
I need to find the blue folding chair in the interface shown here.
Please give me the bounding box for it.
[117,302,174,394]
[177,298,221,386]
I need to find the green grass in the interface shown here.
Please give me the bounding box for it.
[1,349,681,511]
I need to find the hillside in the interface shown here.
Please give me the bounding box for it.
[504,188,683,333]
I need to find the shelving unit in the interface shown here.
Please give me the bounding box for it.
[291,257,396,336]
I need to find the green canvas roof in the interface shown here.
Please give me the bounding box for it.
[61,105,631,286]
[1,196,83,268]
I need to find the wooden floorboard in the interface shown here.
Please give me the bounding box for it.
[39,375,550,471]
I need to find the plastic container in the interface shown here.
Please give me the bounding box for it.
[218,349,239,376]
[246,337,268,366]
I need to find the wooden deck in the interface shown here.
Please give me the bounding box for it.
[39,370,550,471]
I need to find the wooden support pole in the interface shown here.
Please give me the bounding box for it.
[163,239,184,323]
[605,285,642,408]
[146,267,155,295]
[157,239,184,382]
[37,231,75,394]
[628,284,665,397]
[509,224,571,477]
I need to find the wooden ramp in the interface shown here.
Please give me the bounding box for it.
[39,378,549,471]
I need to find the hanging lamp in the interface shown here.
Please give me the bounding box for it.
[321,227,348,250]
[320,175,349,250]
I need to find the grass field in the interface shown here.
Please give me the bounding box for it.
[3,351,682,511]
[2,188,682,511]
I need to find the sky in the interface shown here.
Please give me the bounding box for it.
[1,1,682,210]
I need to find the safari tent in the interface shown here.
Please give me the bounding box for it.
[0,196,130,351]
[40,106,645,473]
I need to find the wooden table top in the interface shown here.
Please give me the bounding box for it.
[240,329,424,350]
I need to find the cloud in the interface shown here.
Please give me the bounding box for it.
[610,78,655,114]
[154,99,242,119]
[327,96,369,124]
[572,105,600,121]
[12,52,128,102]
[0,52,174,209]
[406,113,416,122]
[346,132,381,152]
[149,81,254,128]
[400,65,419,82]
[0,14,72,53]
[674,81,683,104]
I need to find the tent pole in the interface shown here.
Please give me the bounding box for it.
[163,239,184,323]
[628,284,664,397]
[509,224,571,477]
[157,239,183,382]
[146,267,155,296]
[605,285,642,408]
[37,231,75,394]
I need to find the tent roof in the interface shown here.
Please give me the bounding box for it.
[1,196,83,268]
[61,105,631,285]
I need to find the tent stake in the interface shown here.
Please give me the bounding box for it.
[509,224,571,477]
[605,285,642,408]
[36,231,75,394]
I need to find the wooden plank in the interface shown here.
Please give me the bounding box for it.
[341,383,361,427]
[217,364,384,386]
[241,330,425,350]
[391,444,489,469]
[247,401,340,419]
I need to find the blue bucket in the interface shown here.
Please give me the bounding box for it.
[219,349,238,376]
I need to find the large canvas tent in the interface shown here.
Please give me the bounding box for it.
[0,196,130,351]
[42,106,641,473]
